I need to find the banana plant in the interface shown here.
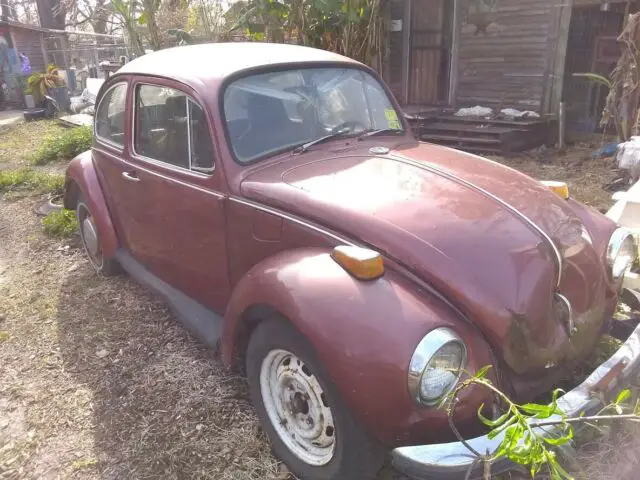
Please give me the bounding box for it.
[26,65,65,105]
[139,0,163,51]
[112,0,145,57]
[573,72,627,141]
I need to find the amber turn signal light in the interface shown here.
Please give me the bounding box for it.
[330,246,385,280]
[541,180,570,200]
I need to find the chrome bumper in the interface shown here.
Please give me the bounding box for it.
[391,322,640,479]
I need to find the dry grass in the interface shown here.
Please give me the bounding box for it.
[491,145,617,212]
[574,424,640,480]
[0,198,285,480]
[0,120,67,171]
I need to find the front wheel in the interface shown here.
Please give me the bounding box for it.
[246,318,385,480]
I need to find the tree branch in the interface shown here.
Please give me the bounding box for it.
[531,413,640,429]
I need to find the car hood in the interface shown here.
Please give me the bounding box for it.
[240,143,612,375]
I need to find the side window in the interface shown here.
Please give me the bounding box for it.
[135,85,189,168]
[189,100,214,172]
[95,83,127,146]
[134,84,214,172]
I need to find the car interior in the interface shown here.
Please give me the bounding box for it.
[133,89,214,171]
[226,90,316,162]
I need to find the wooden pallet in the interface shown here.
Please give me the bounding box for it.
[405,113,552,155]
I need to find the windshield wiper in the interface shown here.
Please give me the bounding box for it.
[358,128,405,140]
[293,128,354,154]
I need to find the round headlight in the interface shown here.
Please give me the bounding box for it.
[607,229,637,280]
[408,328,467,406]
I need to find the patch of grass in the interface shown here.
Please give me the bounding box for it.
[0,119,65,168]
[0,168,64,195]
[0,331,9,342]
[31,127,92,166]
[42,209,78,238]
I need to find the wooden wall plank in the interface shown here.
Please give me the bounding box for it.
[11,27,46,73]
[455,0,559,112]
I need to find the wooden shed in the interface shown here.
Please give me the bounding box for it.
[385,0,637,119]
[0,20,54,104]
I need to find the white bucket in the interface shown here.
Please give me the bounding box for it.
[24,94,35,109]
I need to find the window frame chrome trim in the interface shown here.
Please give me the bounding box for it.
[94,81,128,151]
[130,81,216,176]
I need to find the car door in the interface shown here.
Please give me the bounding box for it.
[94,77,230,312]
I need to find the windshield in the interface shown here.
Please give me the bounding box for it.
[223,67,404,163]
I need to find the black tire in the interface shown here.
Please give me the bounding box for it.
[246,318,386,480]
[76,194,120,276]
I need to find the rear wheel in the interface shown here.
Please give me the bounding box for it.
[246,318,385,480]
[76,195,120,276]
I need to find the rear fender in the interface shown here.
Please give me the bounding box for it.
[64,151,118,258]
[221,248,496,445]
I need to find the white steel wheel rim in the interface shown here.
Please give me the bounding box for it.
[77,203,103,270]
[260,349,336,466]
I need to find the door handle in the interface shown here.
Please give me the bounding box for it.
[121,171,140,182]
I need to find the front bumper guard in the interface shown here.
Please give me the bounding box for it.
[391,322,640,479]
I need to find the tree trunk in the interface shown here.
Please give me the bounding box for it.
[1,1,11,21]
[92,0,109,35]
[142,0,163,50]
[51,0,66,30]
[125,20,146,57]
[35,0,54,27]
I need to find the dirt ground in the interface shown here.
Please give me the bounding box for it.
[492,146,619,213]
[0,120,635,480]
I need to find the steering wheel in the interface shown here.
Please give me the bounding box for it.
[330,120,366,134]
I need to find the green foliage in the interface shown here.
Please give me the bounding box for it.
[0,168,65,195]
[43,209,79,238]
[572,73,613,90]
[443,365,639,480]
[26,64,65,104]
[112,0,146,56]
[229,0,386,68]
[31,127,92,166]
[573,72,626,141]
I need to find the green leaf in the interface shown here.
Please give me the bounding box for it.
[475,365,492,379]
[487,416,517,439]
[542,425,574,446]
[551,388,565,404]
[520,403,554,419]
[548,452,575,480]
[616,389,631,405]
[495,423,524,460]
[477,404,511,427]
[138,11,147,25]
[572,73,612,89]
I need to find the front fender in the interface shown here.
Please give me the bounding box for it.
[64,151,118,258]
[221,248,496,446]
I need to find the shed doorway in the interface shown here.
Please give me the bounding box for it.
[389,0,455,106]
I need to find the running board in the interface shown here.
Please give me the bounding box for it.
[115,249,223,351]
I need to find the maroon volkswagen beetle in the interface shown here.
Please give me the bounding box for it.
[64,43,640,479]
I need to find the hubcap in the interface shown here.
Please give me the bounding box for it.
[78,205,103,269]
[260,349,336,466]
